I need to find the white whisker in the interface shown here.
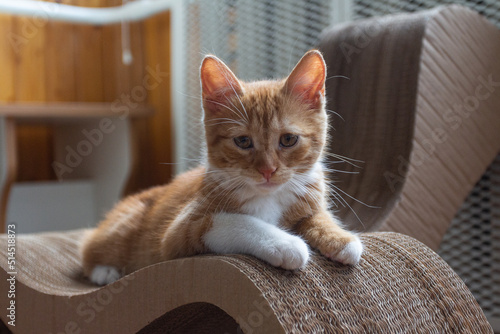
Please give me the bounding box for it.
[326,75,350,81]
[329,184,379,209]
[325,109,344,121]
[329,187,365,228]
[321,166,360,175]
[205,99,247,124]
[213,60,249,124]
[323,151,364,169]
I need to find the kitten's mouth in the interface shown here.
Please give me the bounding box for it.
[256,181,281,190]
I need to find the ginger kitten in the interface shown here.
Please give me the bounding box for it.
[81,50,363,285]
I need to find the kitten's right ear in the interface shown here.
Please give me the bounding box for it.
[284,50,326,109]
[200,55,243,112]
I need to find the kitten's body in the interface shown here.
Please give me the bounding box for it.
[81,50,363,285]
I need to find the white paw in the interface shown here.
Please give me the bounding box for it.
[334,236,363,265]
[90,265,122,285]
[261,235,310,270]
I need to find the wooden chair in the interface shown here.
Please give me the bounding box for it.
[0,103,153,233]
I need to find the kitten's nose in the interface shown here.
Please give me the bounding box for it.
[258,167,277,182]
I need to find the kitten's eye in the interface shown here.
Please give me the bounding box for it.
[234,136,253,149]
[280,134,299,148]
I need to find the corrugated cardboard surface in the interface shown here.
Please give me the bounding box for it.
[0,230,493,333]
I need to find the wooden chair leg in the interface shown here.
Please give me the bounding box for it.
[52,119,132,222]
[0,118,17,233]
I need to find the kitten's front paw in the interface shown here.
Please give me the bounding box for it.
[263,235,310,270]
[325,235,363,265]
[90,265,122,285]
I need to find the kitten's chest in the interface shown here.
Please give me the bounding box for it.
[240,191,297,225]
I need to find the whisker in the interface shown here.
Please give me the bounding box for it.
[326,75,350,81]
[205,117,247,128]
[176,90,202,101]
[288,173,325,213]
[321,166,360,175]
[325,152,364,164]
[287,179,313,212]
[205,99,247,123]
[325,109,344,121]
[322,152,364,168]
[221,94,247,123]
[205,117,245,124]
[204,176,246,216]
[330,184,379,209]
[329,187,365,228]
[213,178,246,214]
[213,60,249,123]
[159,157,204,166]
[195,177,237,214]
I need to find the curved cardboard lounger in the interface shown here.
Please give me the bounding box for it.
[319,5,500,250]
[0,230,493,333]
[0,5,499,333]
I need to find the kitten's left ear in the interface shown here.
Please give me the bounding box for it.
[200,55,243,107]
[284,50,326,109]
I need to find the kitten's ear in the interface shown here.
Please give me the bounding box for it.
[200,55,243,111]
[284,50,326,109]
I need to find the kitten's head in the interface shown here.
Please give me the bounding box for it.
[200,50,327,195]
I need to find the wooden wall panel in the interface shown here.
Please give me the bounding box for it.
[44,21,76,102]
[74,27,105,102]
[0,14,15,102]
[11,14,54,181]
[139,11,173,189]
[0,1,173,193]
[101,31,120,101]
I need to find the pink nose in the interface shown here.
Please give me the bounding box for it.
[258,167,277,182]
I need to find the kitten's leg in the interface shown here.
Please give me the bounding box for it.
[295,210,363,265]
[203,213,310,270]
[81,196,146,285]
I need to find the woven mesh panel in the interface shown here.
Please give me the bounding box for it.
[180,0,334,170]
[353,0,500,326]
[353,0,500,22]
[438,155,500,321]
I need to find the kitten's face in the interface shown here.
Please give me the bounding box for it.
[201,51,327,194]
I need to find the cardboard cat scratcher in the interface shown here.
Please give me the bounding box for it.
[1,5,499,333]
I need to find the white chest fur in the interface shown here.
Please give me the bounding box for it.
[221,162,324,225]
[240,190,298,225]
